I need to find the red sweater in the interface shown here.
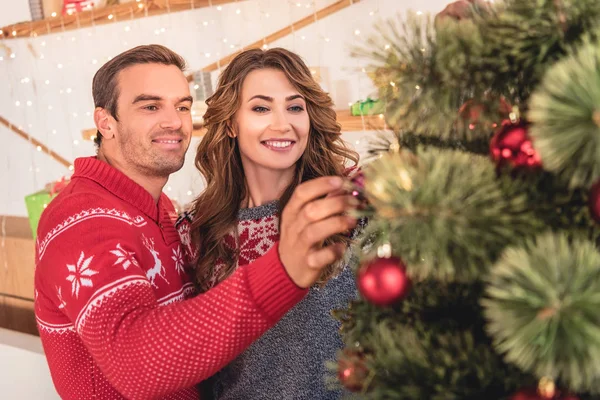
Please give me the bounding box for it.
[34,157,307,400]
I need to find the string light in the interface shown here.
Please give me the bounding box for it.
[354,29,360,35]
[51,12,57,17]
[236,8,241,14]
[15,101,20,107]
[187,190,193,196]
[57,63,63,69]
[36,146,42,152]
[27,101,32,106]
[108,14,114,20]
[217,6,222,11]
[10,53,15,59]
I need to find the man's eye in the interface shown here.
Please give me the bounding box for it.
[144,105,158,111]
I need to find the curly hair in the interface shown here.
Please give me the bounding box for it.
[189,47,358,292]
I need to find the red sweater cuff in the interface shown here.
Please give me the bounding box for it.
[245,242,307,324]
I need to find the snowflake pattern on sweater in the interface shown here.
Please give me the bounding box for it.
[205,201,359,400]
[35,157,307,400]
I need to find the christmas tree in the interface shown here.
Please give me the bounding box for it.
[334,1,600,399]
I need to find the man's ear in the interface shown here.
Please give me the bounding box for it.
[94,107,115,140]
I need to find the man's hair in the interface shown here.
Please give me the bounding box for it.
[92,44,187,147]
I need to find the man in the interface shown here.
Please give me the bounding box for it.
[34,44,357,399]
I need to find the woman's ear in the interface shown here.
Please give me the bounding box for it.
[226,121,237,138]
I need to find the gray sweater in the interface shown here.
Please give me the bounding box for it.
[208,201,358,400]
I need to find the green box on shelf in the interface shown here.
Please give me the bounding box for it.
[350,98,385,116]
[24,190,55,239]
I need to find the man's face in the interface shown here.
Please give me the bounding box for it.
[104,63,193,179]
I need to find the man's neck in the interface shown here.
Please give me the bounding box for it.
[97,151,167,203]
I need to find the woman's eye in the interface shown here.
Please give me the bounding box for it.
[253,106,269,113]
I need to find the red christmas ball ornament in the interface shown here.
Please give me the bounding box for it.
[458,96,512,130]
[588,179,600,223]
[347,167,368,210]
[511,388,579,400]
[337,349,369,392]
[357,256,410,306]
[490,121,542,170]
[512,378,579,400]
[435,0,491,23]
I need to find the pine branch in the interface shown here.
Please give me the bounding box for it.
[483,232,600,394]
[334,281,532,399]
[528,39,600,189]
[357,148,541,282]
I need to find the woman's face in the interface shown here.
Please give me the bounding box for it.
[234,68,310,176]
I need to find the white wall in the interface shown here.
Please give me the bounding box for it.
[0,328,61,399]
[0,0,451,217]
[0,0,31,27]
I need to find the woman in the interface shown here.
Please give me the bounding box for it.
[189,47,360,399]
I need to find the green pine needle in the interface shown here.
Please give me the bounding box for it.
[359,148,541,282]
[483,232,600,393]
[528,39,600,189]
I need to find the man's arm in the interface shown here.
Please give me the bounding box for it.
[37,205,304,399]
[38,177,356,399]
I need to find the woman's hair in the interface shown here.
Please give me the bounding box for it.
[189,47,359,292]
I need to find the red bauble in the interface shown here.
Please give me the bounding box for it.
[337,350,369,392]
[347,167,368,210]
[589,180,600,223]
[490,121,542,170]
[511,388,579,400]
[458,97,512,130]
[435,0,490,22]
[357,257,410,306]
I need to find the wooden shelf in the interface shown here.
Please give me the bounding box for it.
[81,109,387,140]
[0,0,243,40]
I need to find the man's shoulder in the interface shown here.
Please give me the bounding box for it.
[37,179,140,239]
